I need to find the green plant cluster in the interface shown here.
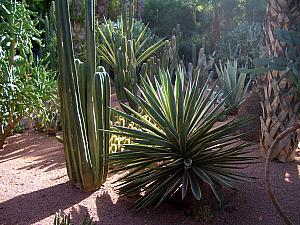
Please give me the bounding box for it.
[218,22,263,67]
[26,0,52,16]
[97,1,165,110]
[109,108,158,153]
[0,0,57,148]
[143,0,212,61]
[143,0,199,37]
[109,115,134,153]
[43,1,58,71]
[108,0,121,20]
[143,0,266,61]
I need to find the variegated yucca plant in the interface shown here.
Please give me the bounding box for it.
[108,69,256,211]
[55,0,110,191]
[216,59,251,113]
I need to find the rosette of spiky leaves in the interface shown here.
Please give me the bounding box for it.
[108,69,256,211]
[216,59,251,112]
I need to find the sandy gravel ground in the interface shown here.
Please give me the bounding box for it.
[0,131,299,225]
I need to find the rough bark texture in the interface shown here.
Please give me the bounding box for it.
[96,0,108,22]
[136,0,144,20]
[70,0,109,56]
[260,0,300,162]
[69,0,85,56]
[212,5,221,50]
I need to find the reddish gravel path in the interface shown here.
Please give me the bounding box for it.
[0,132,299,225]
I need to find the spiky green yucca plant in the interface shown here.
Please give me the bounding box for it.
[216,59,251,112]
[108,69,255,211]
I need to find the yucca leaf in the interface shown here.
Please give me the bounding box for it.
[97,25,115,59]
[110,107,165,137]
[136,38,165,65]
[189,171,202,201]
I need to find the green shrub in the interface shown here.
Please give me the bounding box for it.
[14,123,26,134]
[108,69,255,211]
[218,22,263,67]
[143,0,213,61]
[143,0,198,38]
[143,0,266,61]
[108,0,121,20]
[26,0,52,16]
[0,1,57,148]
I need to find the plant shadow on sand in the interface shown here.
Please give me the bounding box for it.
[0,132,65,172]
[94,193,199,225]
[0,182,91,225]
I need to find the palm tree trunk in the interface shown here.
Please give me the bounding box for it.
[136,0,144,20]
[96,0,108,22]
[68,0,85,56]
[212,3,221,50]
[260,0,300,162]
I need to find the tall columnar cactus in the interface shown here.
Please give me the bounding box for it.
[45,1,57,70]
[97,0,164,111]
[55,0,110,191]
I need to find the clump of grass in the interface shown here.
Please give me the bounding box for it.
[189,200,214,222]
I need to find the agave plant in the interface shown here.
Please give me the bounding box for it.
[216,59,251,112]
[108,69,255,211]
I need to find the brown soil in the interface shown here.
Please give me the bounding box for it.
[0,131,299,225]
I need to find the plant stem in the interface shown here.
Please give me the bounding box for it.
[0,116,22,149]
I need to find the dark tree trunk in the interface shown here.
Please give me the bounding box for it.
[136,0,144,20]
[212,4,221,50]
[96,0,109,22]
